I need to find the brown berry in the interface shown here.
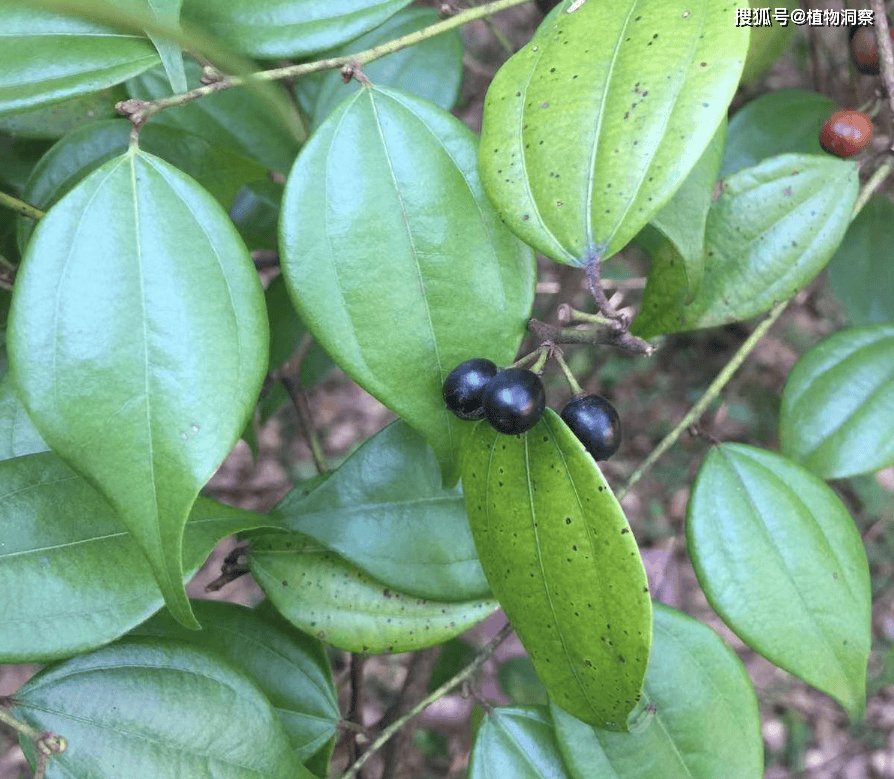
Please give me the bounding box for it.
[849,24,894,75]
[819,110,873,158]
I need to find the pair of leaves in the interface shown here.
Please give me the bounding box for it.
[0,451,274,662]
[7,144,269,628]
[688,444,871,718]
[279,83,535,484]
[461,409,651,730]
[469,604,763,779]
[780,324,894,480]
[479,0,747,266]
[12,602,333,779]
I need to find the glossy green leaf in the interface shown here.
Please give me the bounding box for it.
[17,118,266,248]
[181,0,413,58]
[552,603,763,779]
[127,61,302,174]
[0,451,275,662]
[646,121,726,302]
[146,0,187,94]
[273,419,489,602]
[132,599,339,762]
[739,0,797,84]
[8,147,269,628]
[248,532,498,654]
[0,3,159,117]
[827,196,894,326]
[12,637,314,779]
[634,154,858,337]
[478,0,747,266]
[0,375,48,460]
[462,409,651,730]
[280,85,535,483]
[295,6,463,130]
[469,706,571,779]
[720,89,836,178]
[0,86,123,139]
[687,444,871,717]
[780,324,894,479]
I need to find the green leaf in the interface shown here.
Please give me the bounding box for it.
[181,0,414,58]
[633,154,858,337]
[0,2,159,117]
[295,6,463,130]
[720,88,836,178]
[273,419,489,602]
[461,409,651,730]
[146,0,187,94]
[552,603,763,779]
[0,86,123,139]
[0,451,275,662]
[739,0,797,84]
[0,375,48,460]
[687,444,871,718]
[230,180,283,252]
[17,118,266,248]
[127,61,302,174]
[498,657,549,707]
[7,147,269,628]
[12,637,314,779]
[469,706,571,779]
[478,0,747,266]
[827,196,894,326]
[280,85,534,483]
[131,599,339,762]
[646,120,726,302]
[0,134,52,192]
[248,532,498,654]
[780,324,894,479]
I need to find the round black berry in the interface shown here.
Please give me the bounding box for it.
[481,368,546,435]
[443,358,498,420]
[560,395,621,461]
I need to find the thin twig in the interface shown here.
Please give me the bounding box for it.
[281,375,328,474]
[0,191,44,221]
[338,621,514,779]
[117,0,532,125]
[616,300,789,501]
[870,0,894,126]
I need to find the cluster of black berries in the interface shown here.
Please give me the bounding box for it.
[443,358,621,461]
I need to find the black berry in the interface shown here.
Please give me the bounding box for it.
[443,358,498,420]
[560,395,621,461]
[481,368,545,435]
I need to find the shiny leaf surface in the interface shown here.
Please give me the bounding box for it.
[132,599,339,762]
[552,603,763,779]
[634,154,858,337]
[0,452,274,662]
[479,0,747,265]
[280,85,535,483]
[462,409,651,729]
[469,707,571,779]
[8,147,269,628]
[0,3,158,116]
[181,0,414,58]
[687,444,871,717]
[12,637,314,779]
[780,324,894,479]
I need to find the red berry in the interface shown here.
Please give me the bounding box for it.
[819,110,873,158]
